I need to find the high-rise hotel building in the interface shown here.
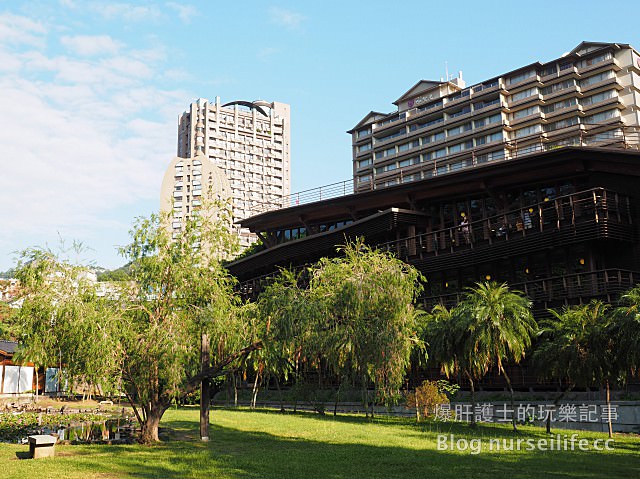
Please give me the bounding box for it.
[350,42,640,192]
[172,97,291,247]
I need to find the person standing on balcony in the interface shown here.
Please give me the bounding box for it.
[460,215,470,244]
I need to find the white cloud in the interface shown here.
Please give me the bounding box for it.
[0,13,189,268]
[0,13,47,48]
[60,34,123,56]
[165,2,196,24]
[96,3,162,22]
[268,6,306,29]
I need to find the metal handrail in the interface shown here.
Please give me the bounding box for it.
[376,187,631,257]
[245,124,640,217]
[421,269,638,309]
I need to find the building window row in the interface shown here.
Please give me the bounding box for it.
[357,127,372,138]
[371,127,503,166]
[357,143,372,153]
[541,98,576,114]
[582,89,617,107]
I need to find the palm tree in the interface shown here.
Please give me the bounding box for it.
[612,285,640,376]
[424,303,486,427]
[534,300,616,436]
[533,305,600,433]
[458,281,536,432]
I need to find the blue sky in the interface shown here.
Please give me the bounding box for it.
[1,0,638,270]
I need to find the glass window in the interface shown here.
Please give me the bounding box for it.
[544,116,579,132]
[449,106,472,118]
[581,90,616,107]
[540,79,576,95]
[541,64,557,76]
[357,128,372,138]
[508,69,536,85]
[474,114,502,128]
[357,158,372,168]
[449,143,462,154]
[513,106,540,119]
[580,70,614,87]
[542,98,577,114]
[399,157,418,168]
[511,87,538,102]
[515,124,542,138]
[576,51,612,69]
[583,109,619,124]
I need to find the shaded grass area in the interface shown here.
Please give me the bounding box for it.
[0,407,639,478]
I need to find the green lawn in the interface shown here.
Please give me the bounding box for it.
[1,408,638,478]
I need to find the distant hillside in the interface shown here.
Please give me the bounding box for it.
[0,269,15,279]
[96,263,132,281]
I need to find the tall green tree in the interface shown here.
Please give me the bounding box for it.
[612,285,640,376]
[14,249,121,397]
[536,300,616,436]
[307,240,424,415]
[424,303,487,427]
[254,269,313,410]
[534,301,614,433]
[457,281,536,432]
[14,205,264,443]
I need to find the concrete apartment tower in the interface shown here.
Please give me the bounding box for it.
[172,97,291,248]
[160,151,232,243]
[350,42,640,192]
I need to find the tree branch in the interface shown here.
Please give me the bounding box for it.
[180,341,262,398]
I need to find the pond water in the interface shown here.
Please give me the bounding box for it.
[7,418,139,444]
[55,419,137,443]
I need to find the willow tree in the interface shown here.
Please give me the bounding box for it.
[15,204,264,443]
[115,203,265,443]
[253,268,313,410]
[306,240,424,414]
[14,249,121,397]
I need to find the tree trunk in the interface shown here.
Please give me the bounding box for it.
[275,375,285,413]
[501,367,518,432]
[415,389,421,423]
[251,371,261,409]
[35,366,39,402]
[362,375,368,418]
[465,370,477,428]
[370,378,375,419]
[233,373,238,407]
[200,333,210,441]
[547,384,574,434]
[140,402,169,444]
[606,379,613,439]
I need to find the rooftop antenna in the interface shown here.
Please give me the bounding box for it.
[445,61,449,82]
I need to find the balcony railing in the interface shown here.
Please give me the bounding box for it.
[243,124,640,218]
[377,188,633,263]
[421,269,638,313]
